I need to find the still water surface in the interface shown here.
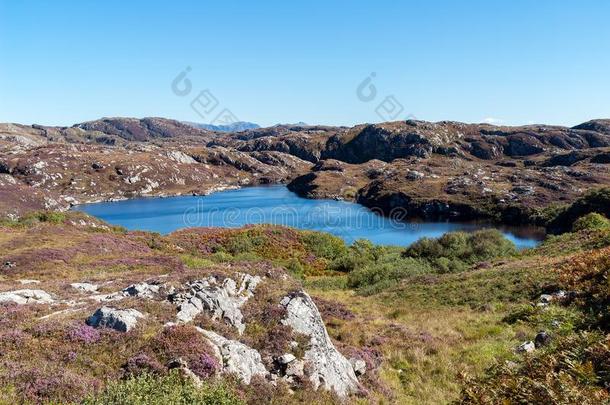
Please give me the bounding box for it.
[74,185,543,248]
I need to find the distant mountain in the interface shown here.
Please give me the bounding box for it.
[276,121,309,127]
[183,121,260,132]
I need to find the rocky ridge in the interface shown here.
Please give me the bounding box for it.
[2,117,610,224]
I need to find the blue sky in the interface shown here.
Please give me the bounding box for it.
[1,0,609,127]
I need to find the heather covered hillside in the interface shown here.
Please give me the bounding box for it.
[0,200,609,403]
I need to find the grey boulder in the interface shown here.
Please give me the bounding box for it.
[196,327,267,384]
[70,282,99,293]
[350,358,367,376]
[86,306,144,332]
[173,273,262,334]
[516,341,536,353]
[535,331,551,348]
[280,292,359,397]
[0,289,54,305]
[122,282,162,299]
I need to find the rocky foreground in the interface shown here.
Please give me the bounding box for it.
[0,216,368,403]
[1,206,609,403]
[1,117,610,224]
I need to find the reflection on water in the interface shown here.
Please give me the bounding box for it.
[74,185,544,249]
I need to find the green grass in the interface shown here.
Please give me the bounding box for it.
[180,254,215,269]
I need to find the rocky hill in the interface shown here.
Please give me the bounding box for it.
[1,117,610,225]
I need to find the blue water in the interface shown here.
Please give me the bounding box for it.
[74,185,543,249]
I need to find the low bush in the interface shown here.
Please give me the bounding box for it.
[83,371,242,405]
[285,258,305,279]
[547,187,610,234]
[328,239,386,273]
[572,212,610,232]
[122,353,165,377]
[347,255,431,295]
[343,231,514,295]
[403,229,517,273]
[301,231,348,261]
[147,325,220,379]
[5,211,68,227]
[224,232,265,256]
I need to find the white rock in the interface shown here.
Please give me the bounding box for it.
[281,292,359,397]
[539,294,554,304]
[71,282,99,293]
[0,289,54,305]
[350,358,366,376]
[167,150,198,164]
[278,353,296,365]
[516,341,536,353]
[286,359,305,380]
[122,282,161,299]
[86,306,144,332]
[173,273,262,334]
[18,279,40,285]
[196,327,267,384]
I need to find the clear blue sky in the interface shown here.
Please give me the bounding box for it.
[1,0,609,127]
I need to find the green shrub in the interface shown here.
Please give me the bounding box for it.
[17,211,67,226]
[328,239,389,273]
[430,256,467,274]
[547,187,610,234]
[285,258,305,279]
[347,256,431,295]
[301,232,348,261]
[328,254,359,273]
[303,275,348,291]
[83,372,242,405]
[209,251,233,263]
[181,255,214,269]
[572,212,610,232]
[224,233,257,255]
[403,229,517,273]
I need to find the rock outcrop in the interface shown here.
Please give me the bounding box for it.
[86,306,144,332]
[0,289,54,304]
[70,282,99,293]
[280,292,359,397]
[90,281,166,302]
[196,327,267,384]
[516,341,536,353]
[122,282,164,299]
[171,273,262,333]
